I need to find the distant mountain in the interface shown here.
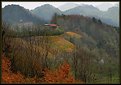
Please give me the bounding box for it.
[101,6,119,27]
[114,3,119,7]
[64,5,101,17]
[95,3,114,11]
[58,3,79,11]
[2,5,45,25]
[31,4,62,22]
[2,4,119,27]
[64,4,119,27]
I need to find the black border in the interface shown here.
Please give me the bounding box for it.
[0,0,120,84]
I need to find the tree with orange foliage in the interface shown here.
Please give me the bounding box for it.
[1,54,43,84]
[43,61,83,83]
[2,54,24,83]
[2,53,83,84]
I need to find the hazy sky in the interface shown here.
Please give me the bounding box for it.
[2,1,119,10]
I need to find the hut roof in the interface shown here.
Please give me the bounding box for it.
[44,24,57,27]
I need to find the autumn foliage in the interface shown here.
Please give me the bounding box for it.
[43,61,74,83]
[2,53,83,84]
[2,54,24,83]
[2,54,42,84]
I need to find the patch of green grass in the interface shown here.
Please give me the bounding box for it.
[89,74,120,84]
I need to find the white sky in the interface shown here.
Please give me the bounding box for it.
[2,1,119,10]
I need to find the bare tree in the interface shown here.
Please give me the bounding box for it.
[71,45,96,83]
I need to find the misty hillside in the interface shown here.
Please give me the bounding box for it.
[2,4,119,27]
[58,3,79,11]
[51,14,119,58]
[102,7,119,26]
[31,4,62,22]
[64,5,119,27]
[95,3,114,11]
[64,5,101,16]
[2,5,45,24]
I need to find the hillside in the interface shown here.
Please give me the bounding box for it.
[64,5,101,16]
[5,35,75,74]
[8,35,75,57]
[58,3,79,11]
[102,7,119,26]
[95,3,114,11]
[31,4,62,22]
[51,14,119,59]
[2,4,119,27]
[63,32,82,39]
[64,5,119,27]
[23,35,75,54]
[2,3,119,84]
[2,5,45,24]
[51,15,119,83]
[2,53,79,84]
[49,36,75,53]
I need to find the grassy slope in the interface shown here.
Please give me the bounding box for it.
[49,36,75,53]
[9,38,53,58]
[5,34,76,76]
[61,32,82,41]
[64,32,82,39]
[8,32,78,57]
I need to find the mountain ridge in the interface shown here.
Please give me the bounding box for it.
[2,4,45,24]
[31,4,62,22]
[2,4,119,27]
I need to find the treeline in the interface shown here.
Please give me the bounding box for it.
[2,23,64,38]
[13,25,64,37]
